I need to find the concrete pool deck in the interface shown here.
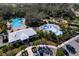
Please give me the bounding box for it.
[39,24,63,36]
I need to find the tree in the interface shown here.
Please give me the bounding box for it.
[50,32,57,40]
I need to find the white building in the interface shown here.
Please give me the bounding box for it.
[8,28,37,43]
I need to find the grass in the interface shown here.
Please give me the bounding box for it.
[30,39,42,46]
[0,44,27,56]
[30,38,58,46]
[56,48,64,56]
[45,40,58,46]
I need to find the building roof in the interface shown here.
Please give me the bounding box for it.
[8,28,37,43]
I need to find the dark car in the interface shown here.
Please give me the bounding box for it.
[61,48,69,56]
[38,47,44,56]
[66,44,76,54]
[46,46,53,55]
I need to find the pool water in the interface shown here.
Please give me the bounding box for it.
[39,24,63,36]
[11,18,23,29]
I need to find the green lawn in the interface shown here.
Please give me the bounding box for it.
[30,38,58,46]
[56,48,64,56]
[0,43,26,56]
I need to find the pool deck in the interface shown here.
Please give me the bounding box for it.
[39,24,63,36]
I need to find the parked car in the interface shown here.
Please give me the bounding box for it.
[38,46,53,56]
[46,46,53,55]
[66,44,76,54]
[38,47,44,56]
[60,47,69,56]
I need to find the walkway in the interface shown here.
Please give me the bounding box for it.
[26,46,34,56]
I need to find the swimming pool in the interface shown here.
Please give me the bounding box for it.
[11,18,23,29]
[39,24,63,36]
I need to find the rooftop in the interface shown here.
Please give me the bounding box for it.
[8,28,37,43]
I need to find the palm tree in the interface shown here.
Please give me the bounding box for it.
[37,30,44,44]
[50,31,57,41]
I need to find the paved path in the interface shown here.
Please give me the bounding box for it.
[26,46,34,56]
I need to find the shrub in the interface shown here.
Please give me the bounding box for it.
[6,48,21,56]
[6,50,16,56]
[19,45,26,50]
[0,49,4,56]
[21,50,28,56]
[12,48,21,55]
[1,45,9,53]
[32,47,37,53]
[1,44,14,53]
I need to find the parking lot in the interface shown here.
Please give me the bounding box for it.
[16,45,57,56]
[16,35,79,56]
[37,45,57,56]
[59,36,79,56]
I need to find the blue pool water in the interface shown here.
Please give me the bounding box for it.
[11,18,23,29]
[39,24,63,36]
